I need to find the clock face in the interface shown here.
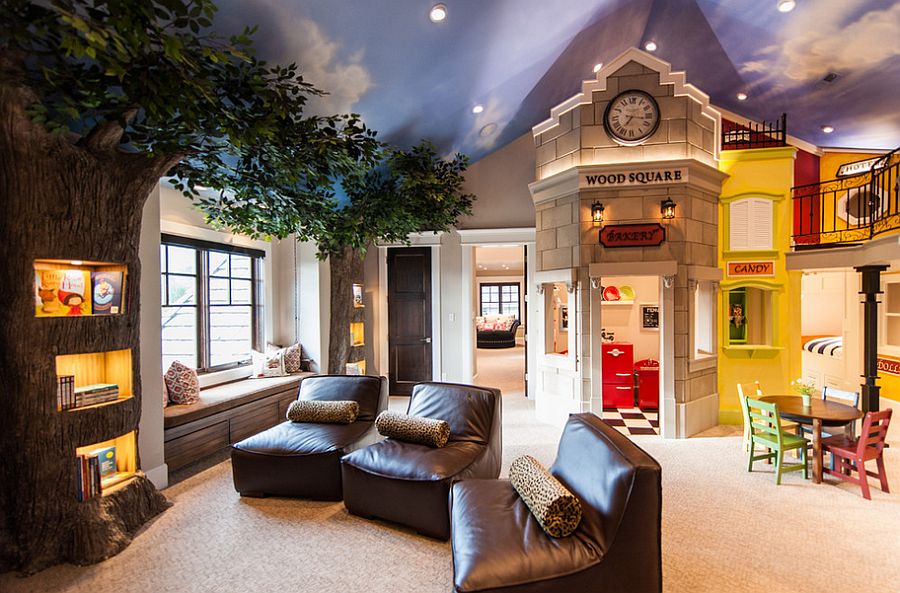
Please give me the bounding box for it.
[604,90,660,145]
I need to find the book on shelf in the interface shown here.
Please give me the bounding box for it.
[86,445,116,478]
[73,383,119,408]
[75,454,103,501]
[35,269,92,317]
[90,271,125,315]
[57,375,75,410]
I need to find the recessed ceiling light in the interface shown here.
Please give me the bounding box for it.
[472,104,484,114]
[821,124,835,133]
[70,260,83,266]
[429,3,447,22]
[736,92,748,101]
[777,0,796,13]
[480,123,498,137]
[644,41,657,52]
[593,62,604,73]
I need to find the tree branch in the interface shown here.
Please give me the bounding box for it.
[79,108,139,152]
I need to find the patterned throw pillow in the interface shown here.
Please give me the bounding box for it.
[283,342,303,374]
[164,361,200,405]
[262,350,287,377]
[286,400,359,424]
[509,455,582,538]
[475,316,486,331]
[375,411,450,448]
[499,316,515,331]
[162,377,169,408]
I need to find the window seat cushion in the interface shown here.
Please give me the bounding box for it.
[164,373,313,430]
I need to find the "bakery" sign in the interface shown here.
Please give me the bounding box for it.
[599,223,666,248]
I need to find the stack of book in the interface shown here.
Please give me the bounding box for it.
[75,445,122,501]
[75,454,102,501]
[57,375,75,410]
[74,383,119,408]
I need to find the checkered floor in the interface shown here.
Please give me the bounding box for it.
[602,407,659,436]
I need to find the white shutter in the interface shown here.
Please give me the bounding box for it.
[730,198,772,251]
[749,199,773,250]
[729,200,750,250]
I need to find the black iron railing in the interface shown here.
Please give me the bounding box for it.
[792,148,900,248]
[721,114,787,150]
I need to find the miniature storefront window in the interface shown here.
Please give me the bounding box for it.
[544,282,570,356]
[693,281,716,357]
[884,280,900,349]
[726,287,773,346]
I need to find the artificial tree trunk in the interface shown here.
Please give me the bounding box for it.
[0,62,171,573]
[327,247,366,374]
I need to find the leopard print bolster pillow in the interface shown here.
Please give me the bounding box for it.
[509,455,582,538]
[375,411,450,448]
[286,400,359,424]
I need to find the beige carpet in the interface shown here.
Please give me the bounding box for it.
[4,353,899,592]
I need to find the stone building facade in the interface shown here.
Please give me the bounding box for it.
[528,48,727,437]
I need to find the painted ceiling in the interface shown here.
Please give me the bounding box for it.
[212,0,900,163]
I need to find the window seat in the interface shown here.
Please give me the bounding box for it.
[164,373,314,472]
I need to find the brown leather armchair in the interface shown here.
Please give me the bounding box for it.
[341,382,502,540]
[450,413,662,593]
[231,375,387,500]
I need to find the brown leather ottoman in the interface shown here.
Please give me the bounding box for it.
[341,382,502,540]
[231,375,387,500]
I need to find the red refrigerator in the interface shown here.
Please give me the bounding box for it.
[635,359,660,410]
[602,343,634,409]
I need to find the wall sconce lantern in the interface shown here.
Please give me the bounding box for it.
[591,201,605,224]
[660,198,676,220]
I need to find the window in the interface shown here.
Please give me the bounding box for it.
[480,282,520,319]
[726,287,773,346]
[729,198,772,251]
[160,235,264,373]
[544,282,569,356]
[693,280,716,357]
[884,280,900,349]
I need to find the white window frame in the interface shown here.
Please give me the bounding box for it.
[881,278,900,355]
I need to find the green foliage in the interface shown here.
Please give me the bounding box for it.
[1,0,474,256]
[200,140,475,258]
[1,0,380,208]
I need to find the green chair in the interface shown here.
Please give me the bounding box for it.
[745,397,809,484]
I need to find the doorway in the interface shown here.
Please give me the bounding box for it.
[387,247,433,395]
[474,245,527,397]
[596,274,661,436]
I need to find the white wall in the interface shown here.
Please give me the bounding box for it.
[460,132,536,230]
[139,186,167,488]
[598,275,661,362]
[801,271,845,337]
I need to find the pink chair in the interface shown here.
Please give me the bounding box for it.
[822,409,892,500]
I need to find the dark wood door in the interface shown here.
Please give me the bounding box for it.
[388,247,433,395]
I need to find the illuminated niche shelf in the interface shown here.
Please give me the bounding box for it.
[34,259,128,318]
[56,349,133,412]
[350,322,365,347]
[75,431,139,500]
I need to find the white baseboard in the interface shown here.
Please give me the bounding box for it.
[677,392,719,438]
[145,463,169,490]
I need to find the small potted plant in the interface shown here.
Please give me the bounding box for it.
[791,378,816,407]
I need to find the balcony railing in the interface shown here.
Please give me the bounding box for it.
[721,114,786,150]
[792,148,900,249]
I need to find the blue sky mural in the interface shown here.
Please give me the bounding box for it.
[212,0,899,161]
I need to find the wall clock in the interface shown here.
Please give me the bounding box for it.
[603,90,661,146]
